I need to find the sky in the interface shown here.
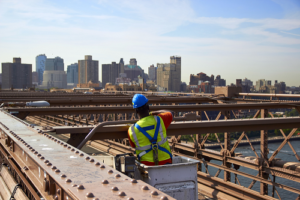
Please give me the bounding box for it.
[0,0,300,86]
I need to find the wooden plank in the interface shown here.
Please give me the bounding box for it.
[0,166,17,192]
[14,189,29,200]
[0,176,11,200]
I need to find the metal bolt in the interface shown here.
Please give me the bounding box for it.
[86,193,94,198]
[118,192,126,196]
[66,179,72,183]
[93,198,99,200]
[160,196,168,200]
[77,185,85,190]
[142,186,149,190]
[67,146,71,149]
[47,163,52,166]
[108,170,113,174]
[100,165,105,169]
[111,187,118,191]
[79,153,84,156]
[64,144,67,147]
[52,166,57,170]
[131,179,137,183]
[115,174,121,178]
[55,169,60,173]
[61,174,67,178]
[89,159,94,163]
[151,191,158,196]
[37,154,41,157]
[85,156,90,160]
[127,198,134,200]
[44,160,49,163]
[95,162,100,166]
[75,150,79,153]
[40,157,45,160]
[102,180,109,184]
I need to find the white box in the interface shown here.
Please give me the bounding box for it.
[135,156,199,200]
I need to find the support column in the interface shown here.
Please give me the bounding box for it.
[260,109,269,195]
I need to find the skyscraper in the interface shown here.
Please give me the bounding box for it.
[42,57,67,89]
[67,63,78,84]
[102,58,124,86]
[124,58,144,83]
[36,54,47,85]
[157,56,181,92]
[2,58,32,89]
[78,55,99,85]
[148,64,157,83]
[129,58,137,66]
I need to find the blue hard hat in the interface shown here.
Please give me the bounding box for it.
[132,94,148,109]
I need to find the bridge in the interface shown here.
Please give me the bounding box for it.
[0,91,299,200]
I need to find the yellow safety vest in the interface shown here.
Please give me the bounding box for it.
[128,115,172,163]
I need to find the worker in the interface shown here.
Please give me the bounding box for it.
[128,94,173,166]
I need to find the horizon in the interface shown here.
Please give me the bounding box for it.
[0,0,299,86]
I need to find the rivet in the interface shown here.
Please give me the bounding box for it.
[54,196,58,200]
[118,192,126,196]
[80,153,84,156]
[52,166,57,170]
[55,169,60,173]
[93,198,99,200]
[100,165,105,169]
[57,189,61,195]
[160,196,168,200]
[85,157,90,160]
[44,160,49,163]
[68,146,71,149]
[64,144,67,147]
[23,166,28,171]
[29,147,32,150]
[131,179,137,183]
[102,180,109,184]
[61,174,67,178]
[37,154,41,157]
[57,141,60,144]
[34,151,38,154]
[31,149,35,152]
[89,159,94,163]
[95,162,100,166]
[127,198,134,200]
[75,150,79,154]
[72,184,77,187]
[77,185,85,190]
[66,179,72,183]
[71,148,75,151]
[111,187,118,191]
[86,193,94,198]
[108,170,113,174]
[47,163,52,166]
[40,157,45,160]
[151,191,159,196]
[54,139,57,142]
[142,186,149,190]
[115,174,121,178]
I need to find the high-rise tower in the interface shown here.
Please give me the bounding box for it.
[36,54,47,85]
[78,55,99,84]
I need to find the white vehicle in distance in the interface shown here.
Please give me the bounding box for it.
[25,101,50,107]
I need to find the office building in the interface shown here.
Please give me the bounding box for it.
[157,56,181,92]
[36,54,47,85]
[67,63,78,84]
[42,57,67,89]
[124,58,144,83]
[242,78,253,87]
[214,75,226,86]
[148,65,157,82]
[0,74,2,86]
[190,72,214,85]
[78,55,99,86]
[102,58,124,86]
[32,72,38,86]
[2,58,32,89]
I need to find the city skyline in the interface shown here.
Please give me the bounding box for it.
[0,0,299,86]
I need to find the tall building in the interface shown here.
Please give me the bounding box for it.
[190,72,214,85]
[36,54,47,85]
[0,73,2,86]
[255,79,271,92]
[124,58,144,83]
[157,56,181,92]
[78,55,99,85]
[42,57,67,89]
[242,78,253,87]
[214,75,226,86]
[130,58,137,66]
[148,65,157,82]
[67,63,78,84]
[2,58,32,89]
[32,72,38,86]
[102,58,123,86]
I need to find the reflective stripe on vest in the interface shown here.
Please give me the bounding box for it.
[130,116,172,161]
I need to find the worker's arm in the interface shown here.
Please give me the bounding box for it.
[151,110,174,118]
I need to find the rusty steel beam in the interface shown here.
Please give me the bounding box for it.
[7,102,300,119]
[52,117,300,140]
[0,110,174,200]
[239,93,300,98]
